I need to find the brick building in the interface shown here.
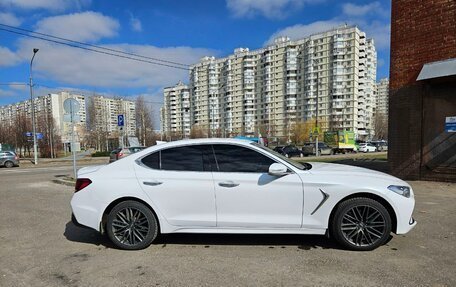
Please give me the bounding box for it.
[389,0,456,181]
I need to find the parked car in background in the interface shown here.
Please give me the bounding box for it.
[358,143,377,153]
[371,141,388,152]
[302,142,334,156]
[273,146,284,154]
[274,145,303,158]
[0,151,19,168]
[109,146,146,163]
[71,138,416,251]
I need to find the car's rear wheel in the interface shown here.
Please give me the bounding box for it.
[4,161,14,168]
[331,197,392,251]
[107,200,158,250]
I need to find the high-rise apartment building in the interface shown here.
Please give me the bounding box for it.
[176,25,377,140]
[0,91,86,144]
[160,81,191,138]
[375,78,389,117]
[90,96,136,137]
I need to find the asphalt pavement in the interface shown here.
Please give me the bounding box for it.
[0,163,455,286]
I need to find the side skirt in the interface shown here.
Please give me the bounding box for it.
[163,227,327,235]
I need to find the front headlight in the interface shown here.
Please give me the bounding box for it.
[388,185,411,198]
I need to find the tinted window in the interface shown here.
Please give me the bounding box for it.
[141,152,159,169]
[161,145,214,172]
[213,144,275,173]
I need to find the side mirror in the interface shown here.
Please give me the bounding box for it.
[268,163,289,177]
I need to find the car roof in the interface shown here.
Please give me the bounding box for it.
[153,138,253,148]
[120,138,257,162]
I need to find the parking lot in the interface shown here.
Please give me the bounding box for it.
[1,162,455,286]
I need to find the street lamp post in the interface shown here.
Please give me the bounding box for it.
[29,48,39,165]
[314,59,319,157]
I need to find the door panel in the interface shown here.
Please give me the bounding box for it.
[211,144,303,228]
[135,167,216,227]
[134,145,216,227]
[214,172,304,228]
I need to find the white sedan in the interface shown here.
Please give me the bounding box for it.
[71,139,416,251]
[359,143,377,153]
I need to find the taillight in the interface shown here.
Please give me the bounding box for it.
[117,152,123,159]
[15,156,18,160]
[75,178,92,192]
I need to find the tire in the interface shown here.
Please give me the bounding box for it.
[106,200,158,250]
[4,161,14,168]
[330,197,392,251]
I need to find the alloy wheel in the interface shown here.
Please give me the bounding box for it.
[340,205,386,247]
[111,207,150,246]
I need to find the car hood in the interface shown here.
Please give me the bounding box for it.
[305,162,407,185]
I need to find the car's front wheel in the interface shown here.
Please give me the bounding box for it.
[106,200,158,250]
[330,197,392,251]
[4,161,14,168]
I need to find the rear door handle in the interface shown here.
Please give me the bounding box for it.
[218,181,239,188]
[143,181,163,186]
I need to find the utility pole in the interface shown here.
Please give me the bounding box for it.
[315,59,319,157]
[29,48,39,165]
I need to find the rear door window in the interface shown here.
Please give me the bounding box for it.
[141,145,214,172]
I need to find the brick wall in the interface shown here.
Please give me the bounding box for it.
[389,0,456,181]
[390,0,456,90]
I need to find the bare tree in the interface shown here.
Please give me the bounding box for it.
[135,96,154,146]
[190,125,206,139]
[374,113,388,140]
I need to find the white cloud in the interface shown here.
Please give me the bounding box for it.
[226,0,323,19]
[0,89,16,98]
[129,14,142,32]
[266,2,391,50]
[342,2,388,17]
[362,20,390,50]
[35,11,119,42]
[0,46,21,67]
[0,12,22,26]
[266,20,343,44]
[14,38,216,89]
[0,0,91,12]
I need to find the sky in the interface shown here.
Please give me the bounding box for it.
[0,0,391,125]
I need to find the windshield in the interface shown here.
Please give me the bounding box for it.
[251,143,311,170]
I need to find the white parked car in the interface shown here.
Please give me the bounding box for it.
[71,139,416,251]
[358,143,377,153]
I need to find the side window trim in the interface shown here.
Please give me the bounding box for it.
[210,145,220,172]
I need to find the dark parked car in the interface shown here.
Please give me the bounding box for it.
[273,145,303,158]
[302,142,334,156]
[109,146,146,163]
[371,141,388,152]
[0,151,19,168]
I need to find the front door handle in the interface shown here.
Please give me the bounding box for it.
[218,181,239,188]
[143,181,163,186]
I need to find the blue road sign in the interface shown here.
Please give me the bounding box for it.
[25,132,32,137]
[446,116,456,133]
[36,133,43,140]
[118,114,124,127]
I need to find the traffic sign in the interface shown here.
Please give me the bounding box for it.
[118,114,124,126]
[63,98,80,114]
[446,116,456,133]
